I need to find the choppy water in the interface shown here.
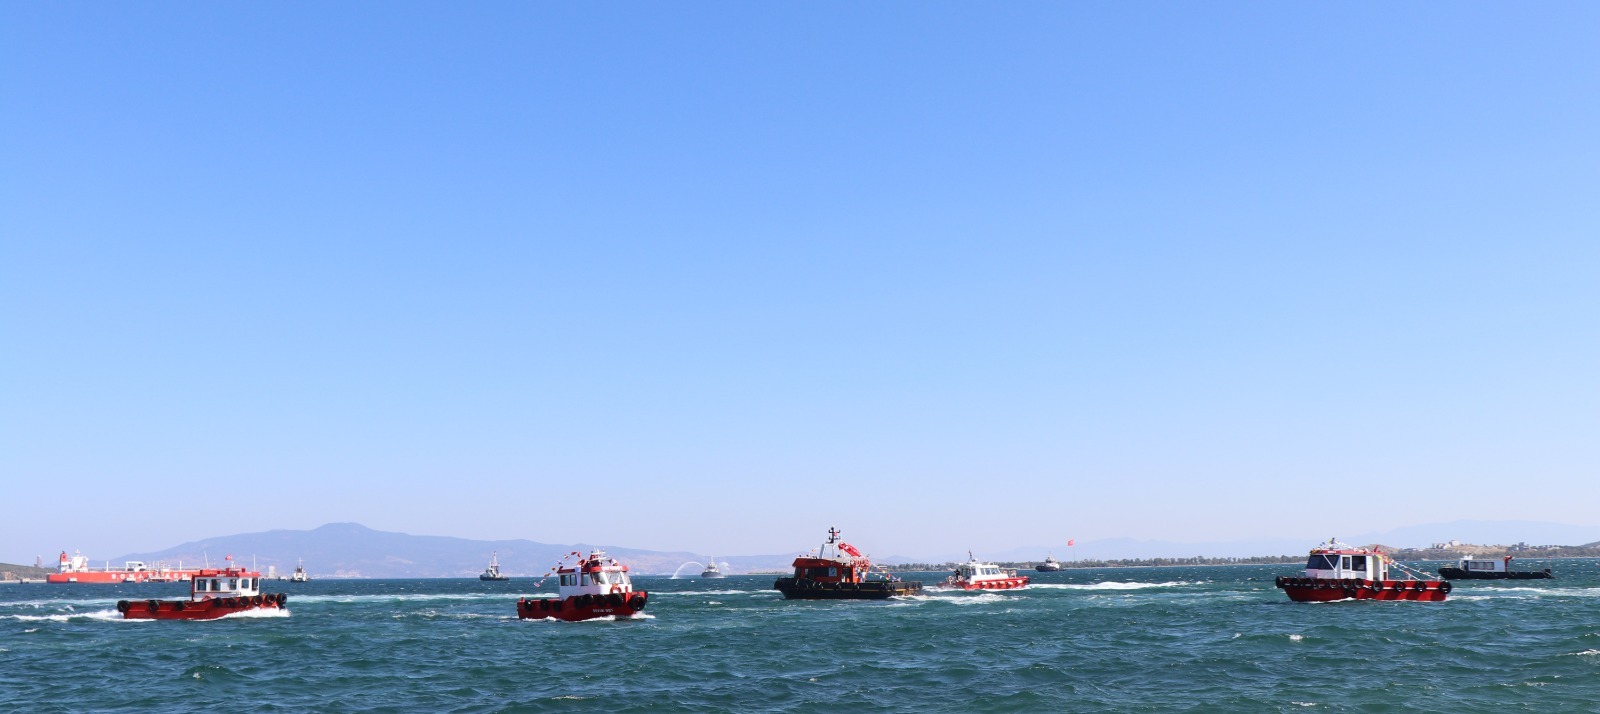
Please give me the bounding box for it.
[4,560,1599,712]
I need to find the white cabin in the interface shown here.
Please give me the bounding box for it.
[190,569,263,602]
[1303,549,1390,581]
[1454,556,1510,574]
[557,550,635,598]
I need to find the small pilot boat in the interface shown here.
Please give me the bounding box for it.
[942,553,1030,590]
[118,558,289,620]
[1035,554,1063,572]
[1438,555,1552,580]
[516,549,648,622]
[1275,539,1450,602]
[701,558,724,578]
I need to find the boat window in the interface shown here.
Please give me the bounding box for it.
[560,574,576,587]
[1468,561,1495,571]
[592,571,610,585]
[196,579,208,592]
[1349,556,1367,572]
[1305,555,1339,570]
[241,578,252,589]
[212,579,222,591]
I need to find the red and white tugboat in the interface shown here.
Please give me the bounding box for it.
[516,549,648,622]
[941,552,1030,590]
[1275,538,1451,602]
[117,558,289,620]
[774,527,923,600]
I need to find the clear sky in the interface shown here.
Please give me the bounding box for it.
[3,3,1598,564]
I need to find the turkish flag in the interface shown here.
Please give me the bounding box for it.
[839,542,861,557]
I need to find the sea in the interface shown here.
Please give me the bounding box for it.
[4,560,1599,712]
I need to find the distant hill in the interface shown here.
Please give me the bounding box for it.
[974,521,1600,565]
[114,523,797,579]
[1,562,52,581]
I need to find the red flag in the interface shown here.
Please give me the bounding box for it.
[839,542,861,557]
[1067,539,1075,547]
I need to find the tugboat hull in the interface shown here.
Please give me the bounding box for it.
[517,592,648,622]
[1275,577,1449,602]
[774,577,922,600]
[119,594,289,620]
[1438,567,1552,580]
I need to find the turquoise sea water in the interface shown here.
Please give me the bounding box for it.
[4,560,1599,712]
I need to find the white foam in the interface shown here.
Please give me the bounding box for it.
[2,609,129,623]
[1029,581,1195,591]
[1567,649,1600,657]
[216,607,290,620]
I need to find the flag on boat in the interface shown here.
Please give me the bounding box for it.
[1067,539,1074,547]
[839,542,861,557]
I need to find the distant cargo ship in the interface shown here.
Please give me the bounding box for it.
[46,550,204,584]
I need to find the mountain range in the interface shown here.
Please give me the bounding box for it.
[112,523,796,578]
[108,519,1600,579]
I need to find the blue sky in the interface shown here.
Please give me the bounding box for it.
[4,3,1598,563]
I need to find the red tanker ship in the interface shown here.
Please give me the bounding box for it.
[46,550,205,584]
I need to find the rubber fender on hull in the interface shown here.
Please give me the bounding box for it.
[628,594,646,610]
[116,600,129,613]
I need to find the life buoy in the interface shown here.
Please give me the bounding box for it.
[628,594,646,610]
[610,585,623,595]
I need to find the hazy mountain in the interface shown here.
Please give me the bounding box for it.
[958,520,1600,564]
[1341,521,1600,549]
[112,523,792,578]
[110,519,1600,578]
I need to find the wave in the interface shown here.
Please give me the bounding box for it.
[286,593,512,605]
[1028,581,1196,591]
[217,608,290,619]
[903,591,1010,606]
[1,609,140,623]
[516,613,655,623]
